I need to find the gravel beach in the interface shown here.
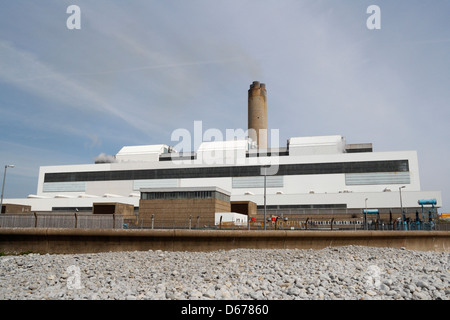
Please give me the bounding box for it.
[0,245,448,300]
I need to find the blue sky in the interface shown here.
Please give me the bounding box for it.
[0,1,449,212]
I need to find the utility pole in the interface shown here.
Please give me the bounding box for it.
[0,165,15,214]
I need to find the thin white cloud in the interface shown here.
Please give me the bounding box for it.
[0,40,169,142]
[7,55,255,82]
[0,140,83,178]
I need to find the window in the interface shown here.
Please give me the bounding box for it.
[141,190,230,202]
[45,160,409,183]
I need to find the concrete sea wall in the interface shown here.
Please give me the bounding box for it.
[0,228,448,254]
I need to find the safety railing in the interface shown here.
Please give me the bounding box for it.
[0,213,123,229]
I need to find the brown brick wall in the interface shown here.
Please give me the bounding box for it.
[231,201,257,218]
[1,204,31,214]
[139,198,231,228]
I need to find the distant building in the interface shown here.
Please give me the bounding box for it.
[1,204,31,214]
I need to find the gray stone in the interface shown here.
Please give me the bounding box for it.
[287,287,301,296]
[408,284,417,292]
[203,289,215,299]
[413,291,429,300]
[0,246,448,301]
[366,290,377,296]
[250,291,264,300]
[387,290,397,296]
[416,280,428,289]
[379,284,390,292]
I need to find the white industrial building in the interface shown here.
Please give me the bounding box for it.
[4,134,441,215]
[3,81,442,218]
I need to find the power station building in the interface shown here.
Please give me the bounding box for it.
[3,82,442,226]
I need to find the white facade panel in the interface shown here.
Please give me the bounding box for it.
[133,179,179,190]
[85,180,134,197]
[345,172,411,186]
[43,182,86,193]
[179,177,232,193]
[232,176,284,188]
[283,174,345,194]
[115,144,169,162]
[288,135,346,156]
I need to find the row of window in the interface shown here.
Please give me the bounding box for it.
[44,160,409,183]
[141,191,230,202]
[158,149,290,161]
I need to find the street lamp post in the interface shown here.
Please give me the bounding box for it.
[261,165,271,231]
[365,198,368,230]
[0,165,15,214]
[263,166,267,231]
[399,186,406,229]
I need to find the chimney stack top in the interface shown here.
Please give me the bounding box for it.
[250,81,260,89]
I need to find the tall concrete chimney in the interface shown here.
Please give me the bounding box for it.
[248,81,268,149]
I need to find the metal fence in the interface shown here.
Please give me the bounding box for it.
[365,220,448,231]
[0,213,124,229]
[3,212,447,231]
[127,216,213,230]
[127,216,449,231]
[127,217,366,231]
